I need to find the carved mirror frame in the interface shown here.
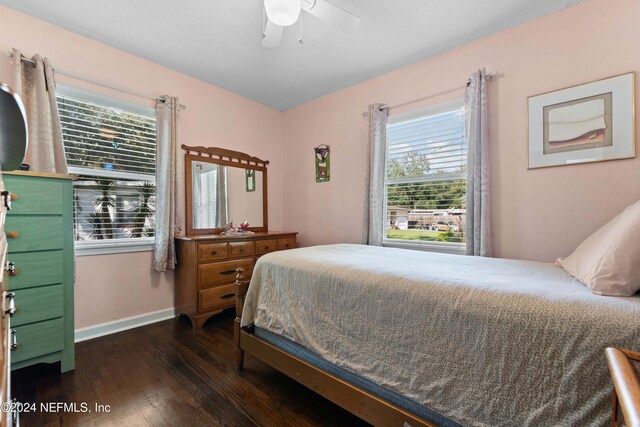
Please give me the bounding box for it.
[183,145,269,235]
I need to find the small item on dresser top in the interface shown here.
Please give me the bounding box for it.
[223,229,255,236]
[222,220,254,236]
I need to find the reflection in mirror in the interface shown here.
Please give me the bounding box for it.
[191,160,263,229]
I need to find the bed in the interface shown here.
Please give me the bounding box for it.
[233,244,640,426]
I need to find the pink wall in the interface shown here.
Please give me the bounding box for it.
[0,6,285,329]
[282,0,640,262]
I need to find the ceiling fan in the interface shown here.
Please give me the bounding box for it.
[262,0,360,48]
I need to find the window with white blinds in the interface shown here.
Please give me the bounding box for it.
[56,86,156,252]
[384,101,467,250]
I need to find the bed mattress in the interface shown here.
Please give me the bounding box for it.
[241,244,640,426]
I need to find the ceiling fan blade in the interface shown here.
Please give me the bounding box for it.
[304,0,360,33]
[262,19,284,48]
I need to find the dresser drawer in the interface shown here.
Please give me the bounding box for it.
[256,239,278,255]
[198,243,228,262]
[229,241,254,258]
[278,237,296,251]
[4,175,64,215]
[12,285,63,327]
[11,317,64,364]
[198,283,236,313]
[5,216,63,252]
[198,258,253,288]
[7,250,63,290]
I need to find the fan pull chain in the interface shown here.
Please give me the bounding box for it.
[298,11,304,44]
[262,3,267,39]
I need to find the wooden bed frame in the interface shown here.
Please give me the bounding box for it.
[233,270,437,427]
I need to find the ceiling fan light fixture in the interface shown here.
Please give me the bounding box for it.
[265,0,301,27]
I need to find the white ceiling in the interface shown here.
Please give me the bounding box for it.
[0,0,586,111]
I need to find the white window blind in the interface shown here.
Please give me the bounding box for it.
[56,89,157,250]
[384,103,467,249]
[57,94,156,179]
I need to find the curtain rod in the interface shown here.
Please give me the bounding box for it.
[363,71,497,116]
[6,50,186,110]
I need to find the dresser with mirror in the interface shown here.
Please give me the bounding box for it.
[175,145,297,329]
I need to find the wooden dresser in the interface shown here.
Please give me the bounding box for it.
[175,231,297,328]
[4,171,75,373]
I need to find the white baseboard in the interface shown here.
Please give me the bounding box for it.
[74,307,176,343]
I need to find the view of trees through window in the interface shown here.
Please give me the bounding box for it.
[57,93,157,242]
[385,107,466,244]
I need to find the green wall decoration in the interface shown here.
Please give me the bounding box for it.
[245,169,256,192]
[314,144,330,183]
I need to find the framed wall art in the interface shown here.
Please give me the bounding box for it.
[528,72,635,169]
[314,144,330,182]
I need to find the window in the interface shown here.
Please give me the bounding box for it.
[383,100,466,253]
[56,86,156,255]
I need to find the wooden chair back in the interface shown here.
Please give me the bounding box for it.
[606,347,640,427]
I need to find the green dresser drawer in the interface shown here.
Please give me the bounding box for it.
[8,250,63,290]
[5,215,63,252]
[4,175,64,215]
[12,285,63,327]
[12,317,64,364]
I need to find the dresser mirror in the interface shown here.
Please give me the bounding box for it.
[183,145,268,235]
[0,82,28,171]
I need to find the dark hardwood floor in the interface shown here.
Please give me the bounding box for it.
[12,310,370,426]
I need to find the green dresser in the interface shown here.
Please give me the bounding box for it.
[4,172,74,372]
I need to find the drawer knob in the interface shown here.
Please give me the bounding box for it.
[5,261,16,276]
[239,248,245,253]
[264,246,270,250]
[220,293,235,300]
[7,231,19,239]
[5,292,16,317]
[1,190,11,210]
[210,250,218,256]
[220,269,236,275]
[10,329,19,350]
[10,398,19,426]
[285,244,290,248]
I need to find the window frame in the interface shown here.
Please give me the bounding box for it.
[57,85,157,257]
[382,98,467,255]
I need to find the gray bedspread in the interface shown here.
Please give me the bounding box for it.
[241,244,640,426]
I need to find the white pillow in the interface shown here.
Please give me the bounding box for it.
[556,199,640,296]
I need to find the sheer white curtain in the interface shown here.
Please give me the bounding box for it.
[465,69,492,256]
[362,103,388,246]
[12,48,67,173]
[153,96,183,272]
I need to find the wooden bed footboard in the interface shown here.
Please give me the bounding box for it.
[232,268,436,427]
[233,268,249,370]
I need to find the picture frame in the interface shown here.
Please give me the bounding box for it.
[314,144,330,182]
[528,72,635,169]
